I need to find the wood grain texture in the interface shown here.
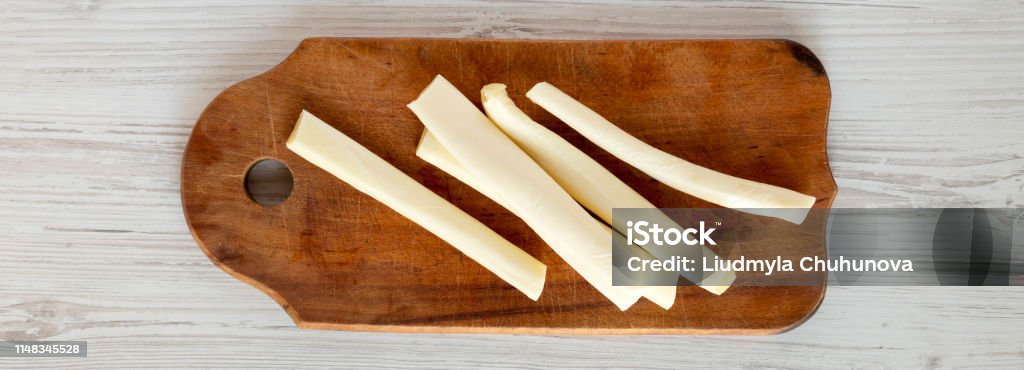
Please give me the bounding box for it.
[181,38,834,334]
[1,0,1022,368]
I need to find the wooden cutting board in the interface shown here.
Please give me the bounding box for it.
[181,38,835,334]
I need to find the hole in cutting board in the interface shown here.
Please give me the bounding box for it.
[245,159,293,207]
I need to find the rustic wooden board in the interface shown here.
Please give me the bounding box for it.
[180,38,835,334]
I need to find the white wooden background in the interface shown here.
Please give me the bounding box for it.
[2,0,1022,368]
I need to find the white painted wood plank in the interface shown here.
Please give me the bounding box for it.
[1,0,1022,368]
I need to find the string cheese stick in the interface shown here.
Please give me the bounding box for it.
[526,82,818,225]
[477,84,735,295]
[407,75,643,311]
[417,131,676,309]
[286,110,547,300]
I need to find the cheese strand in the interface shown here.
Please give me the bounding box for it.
[287,110,547,300]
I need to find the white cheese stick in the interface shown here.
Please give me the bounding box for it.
[417,131,676,309]
[526,82,817,225]
[408,75,643,311]
[286,110,547,300]
[478,83,734,295]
